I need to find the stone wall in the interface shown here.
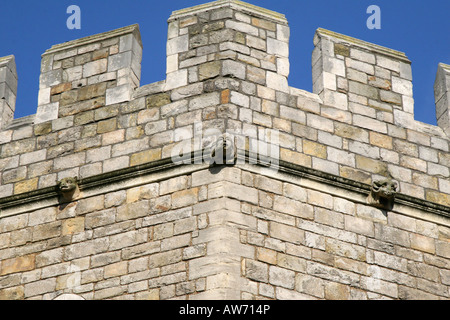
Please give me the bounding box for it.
[0,0,449,300]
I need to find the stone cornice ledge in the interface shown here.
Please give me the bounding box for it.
[0,151,449,226]
[245,157,450,227]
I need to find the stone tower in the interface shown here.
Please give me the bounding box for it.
[0,0,449,300]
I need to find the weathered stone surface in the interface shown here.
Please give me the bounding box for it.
[198,61,221,80]
[147,93,171,108]
[0,1,448,302]
[0,255,36,276]
[83,59,107,78]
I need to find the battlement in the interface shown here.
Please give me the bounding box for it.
[0,0,449,301]
[0,0,448,205]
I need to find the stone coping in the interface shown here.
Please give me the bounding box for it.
[0,55,15,66]
[169,0,287,24]
[43,24,142,56]
[316,28,411,63]
[439,62,450,71]
[5,114,35,130]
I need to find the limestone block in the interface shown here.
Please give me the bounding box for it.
[277,24,290,42]
[247,34,266,51]
[245,259,268,282]
[418,146,438,163]
[321,90,348,110]
[108,51,132,72]
[67,67,84,86]
[167,35,189,56]
[247,65,266,85]
[353,114,387,133]
[19,149,46,166]
[119,33,142,57]
[198,61,221,80]
[40,54,54,73]
[393,109,415,129]
[0,57,17,94]
[349,81,378,100]
[279,105,305,123]
[111,137,149,157]
[106,84,133,105]
[347,68,368,84]
[266,71,288,93]
[40,69,63,88]
[327,147,356,167]
[0,0,449,302]
[225,20,258,36]
[24,278,56,298]
[12,126,32,141]
[1,138,35,158]
[230,91,249,108]
[166,54,179,74]
[82,59,107,78]
[35,102,59,124]
[222,60,246,79]
[377,55,400,73]
[399,61,413,81]
[171,84,203,102]
[0,101,14,129]
[267,37,289,58]
[189,92,220,111]
[165,69,188,91]
[270,222,304,245]
[277,57,290,77]
[306,113,334,133]
[323,56,345,77]
[269,265,295,289]
[345,59,374,75]
[434,63,450,134]
[402,96,414,114]
[0,254,36,276]
[167,20,179,40]
[392,76,413,97]
[54,49,78,62]
[53,152,85,171]
[314,71,336,93]
[350,48,375,64]
[380,90,401,105]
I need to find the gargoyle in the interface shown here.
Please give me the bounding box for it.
[367,178,397,210]
[57,177,80,201]
[209,134,237,166]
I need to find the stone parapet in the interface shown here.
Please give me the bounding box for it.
[0,56,17,129]
[313,28,414,127]
[36,24,142,124]
[435,63,450,135]
[165,0,290,93]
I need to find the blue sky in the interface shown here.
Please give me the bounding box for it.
[0,0,448,125]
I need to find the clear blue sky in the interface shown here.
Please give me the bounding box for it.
[0,0,449,126]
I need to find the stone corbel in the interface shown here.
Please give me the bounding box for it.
[209,133,237,166]
[57,177,81,201]
[367,178,398,210]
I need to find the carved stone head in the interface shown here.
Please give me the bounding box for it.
[209,134,237,166]
[58,177,80,201]
[368,178,398,210]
